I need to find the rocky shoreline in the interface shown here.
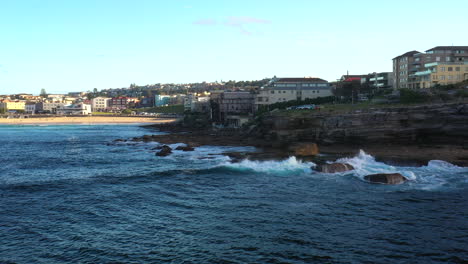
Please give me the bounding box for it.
[123,102,468,167]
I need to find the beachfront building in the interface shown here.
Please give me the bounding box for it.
[25,103,36,114]
[110,97,138,110]
[255,77,333,108]
[0,100,26,112]
[56,104,92,115]
[36,102,66,114]
[91,97,110,112]
[393,46,468,89]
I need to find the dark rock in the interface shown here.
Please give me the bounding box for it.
[364,173,408,184]
[113,139,126,142]
[316,163,354,173]
[175,145,195,151]
[155,145,172,156]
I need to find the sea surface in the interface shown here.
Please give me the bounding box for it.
[0,125,467,264]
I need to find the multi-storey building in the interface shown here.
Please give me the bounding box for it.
[36,102,66,114]
[393,46,468,89]
[25,103,36,114]
[91,97,110,111]
[0,100,26,112]
[392,51,420,89]
[255,77,333,108]
[210,91,255,127]
[110,97,138,110]
[56,104,92,115]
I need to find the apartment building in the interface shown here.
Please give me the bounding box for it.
[393,46,468,89]
[91,97,110,111]
[56,104,92,115]
[255,77,333,108]
[0,100,26,112]
[36,102,66,114]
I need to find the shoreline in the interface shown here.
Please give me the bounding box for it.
[0,116,177,125]
[134,128,468,167]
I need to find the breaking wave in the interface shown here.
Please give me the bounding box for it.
[223,156,314,174]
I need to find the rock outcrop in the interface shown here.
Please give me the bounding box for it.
[252,103,468,146]
[316,163,354,173]
[289,142,319,156]
[155,145,172,156]
[175,145,195,151]
[364,173,408,184]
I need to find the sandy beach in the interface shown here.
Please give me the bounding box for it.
[0,116,178,125]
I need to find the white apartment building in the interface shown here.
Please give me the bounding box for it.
[56,104,92,115]
[91,97,110,111]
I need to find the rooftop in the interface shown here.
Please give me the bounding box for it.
[426,46,468,52]
[275,77,328,83]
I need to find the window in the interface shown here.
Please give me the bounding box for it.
[446,57,451,62]
[439,75,445,80]
[270,91,275,94]
[448,75,453,80]
[440,67,446,72]
[432,75,437,80]
[436,57,441,62]
[456,67,460,71]
[448,67,453,71]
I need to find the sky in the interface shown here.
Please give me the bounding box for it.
[1,0,467,94]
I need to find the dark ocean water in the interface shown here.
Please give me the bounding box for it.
[0,125,467,264]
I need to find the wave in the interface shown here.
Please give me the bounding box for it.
[222,156,315,174]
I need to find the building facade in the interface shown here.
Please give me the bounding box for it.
[56,104,92,115]
[91,97,110,111]
[255,77,333,108]
[393,46,468,89]
[210,91,255,126]
[36,102,65,114]
[0,100,26,112]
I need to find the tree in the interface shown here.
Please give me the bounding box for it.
[40,88,47,97]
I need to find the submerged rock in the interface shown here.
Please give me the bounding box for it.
[289,142,319,156]
[155,145,172,156]
[175,145,195,151]
[316,163,354,173]
[364,173,408,185]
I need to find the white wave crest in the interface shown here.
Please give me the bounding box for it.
[224,156,315,174]
[336,150,416,180]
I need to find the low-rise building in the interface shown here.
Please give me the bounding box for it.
[36,102,66,114]
[0,100,26,112]
[110,97,138,110]
[255,77,333,108]
[25,103,36,114]
[56,104,92,115]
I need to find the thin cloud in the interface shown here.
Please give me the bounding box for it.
[193,19,217,25]
[225,16,271,27]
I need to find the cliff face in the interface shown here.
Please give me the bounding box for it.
[253,103,468,146]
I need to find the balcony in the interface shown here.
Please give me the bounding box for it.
[414,70,432,76]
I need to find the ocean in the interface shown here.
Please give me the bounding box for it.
[1,125,467,263]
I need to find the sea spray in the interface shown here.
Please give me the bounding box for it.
[336,150,416,181]
[223,156,315,174]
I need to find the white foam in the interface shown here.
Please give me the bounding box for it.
[223,156,315,174]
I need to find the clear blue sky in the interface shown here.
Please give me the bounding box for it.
[1,0,467,94]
